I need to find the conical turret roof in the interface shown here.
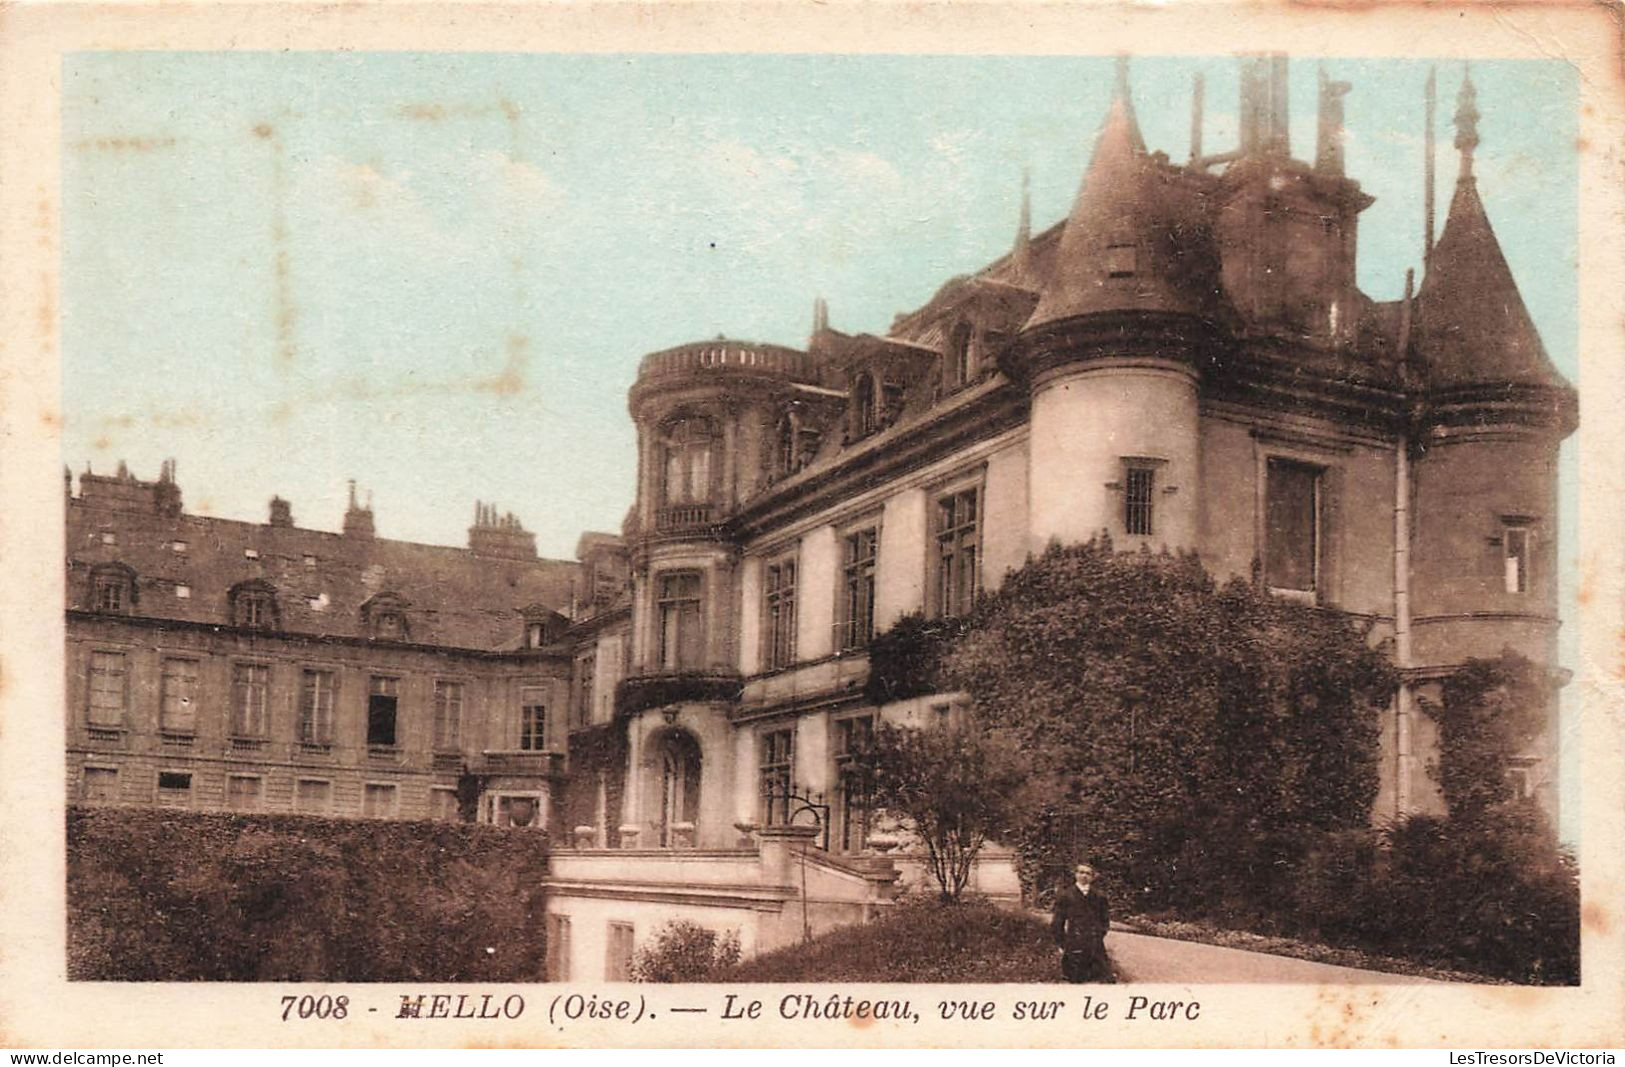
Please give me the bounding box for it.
[1414,89,1566,391]
[1025,82,1221,332]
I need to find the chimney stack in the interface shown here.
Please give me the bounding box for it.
[343,480,375,539]
[269,496,294,528]
[469,500,537,560]
[1315,66,1351,176]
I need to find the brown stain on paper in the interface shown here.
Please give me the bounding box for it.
[1582,900,1612,937]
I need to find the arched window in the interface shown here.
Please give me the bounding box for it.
[852,373,878,439]
[89,563,137,614]
[946,322,974,390]
[229,580,280,631]
[660,417,716,506]
[775,412,798,477]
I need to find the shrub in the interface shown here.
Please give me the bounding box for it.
[943,539,1394,911]
[712,897,1056,983]
[630,919,741,982]
[67,807,550,981]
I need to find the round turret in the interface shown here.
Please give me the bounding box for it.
[1011,68,1220,553]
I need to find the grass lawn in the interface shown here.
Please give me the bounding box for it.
[713,898,1062,983]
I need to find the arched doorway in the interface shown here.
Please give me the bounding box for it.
[654,729,702,848]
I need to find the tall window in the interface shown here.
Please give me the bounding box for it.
[1503,521,1532,594]
[85,651,128,726]
[231,663,270,738]
[520,687,547,751]
[606,922,635,982]
[657,572,704,671]
[935,487,981,617]
[433,679,464,750]
[547,915,573,981]
[833,715,874,852]
[1265,459,1322,595]
[763,556,798,671]
[159,658,198,734]
[367,675,399,747]
[759,727,795,825]
[574,653,596,728]
[841,528,878,650]
[299,669,336,745]
[1124,463,1157,537]
[661,417,715,505]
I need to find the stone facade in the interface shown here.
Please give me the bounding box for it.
[544,57,1574,979]
[65,461,630,827]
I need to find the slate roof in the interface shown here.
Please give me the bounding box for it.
[1025,92,1228,331]
[67,472,580,652]
[1414,177,1569,392]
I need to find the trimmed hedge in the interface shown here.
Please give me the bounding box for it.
[68,806,549,982]
[710,897,1058,983]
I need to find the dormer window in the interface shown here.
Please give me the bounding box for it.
[1105,240,1138,279]
[945,322,974,390]
[361,592,409,641]
[229,580,280,631]
[775,412,798,478]
[661,417,717,506]
[853,373,878,438]
[90,564,136,614]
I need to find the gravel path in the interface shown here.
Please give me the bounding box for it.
[1104,929,1438,984]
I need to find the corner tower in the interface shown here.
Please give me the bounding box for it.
[618,337,833,848]
[1013,60,1223,552]
[1407,72,1577,820]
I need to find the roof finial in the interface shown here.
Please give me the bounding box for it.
[1424,65,1438,267]
[1453,64,1479,181]
[1114,54,1131,100]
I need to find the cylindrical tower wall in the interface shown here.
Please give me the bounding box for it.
[1409,426,1561,668]
[1027,358,1200,552]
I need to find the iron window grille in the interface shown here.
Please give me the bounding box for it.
[1124,464,1156,536]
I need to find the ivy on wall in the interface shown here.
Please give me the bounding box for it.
[1426,650,1554,821]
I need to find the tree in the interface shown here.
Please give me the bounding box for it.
[853,721,1027,901]
[938,537,1396,909]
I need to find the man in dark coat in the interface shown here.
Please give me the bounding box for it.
[1051,862,1113,983]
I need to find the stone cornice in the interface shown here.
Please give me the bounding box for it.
[727,380,1027,541]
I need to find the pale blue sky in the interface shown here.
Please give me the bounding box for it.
[62,53,1576,554]
[62,52,1581,838]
